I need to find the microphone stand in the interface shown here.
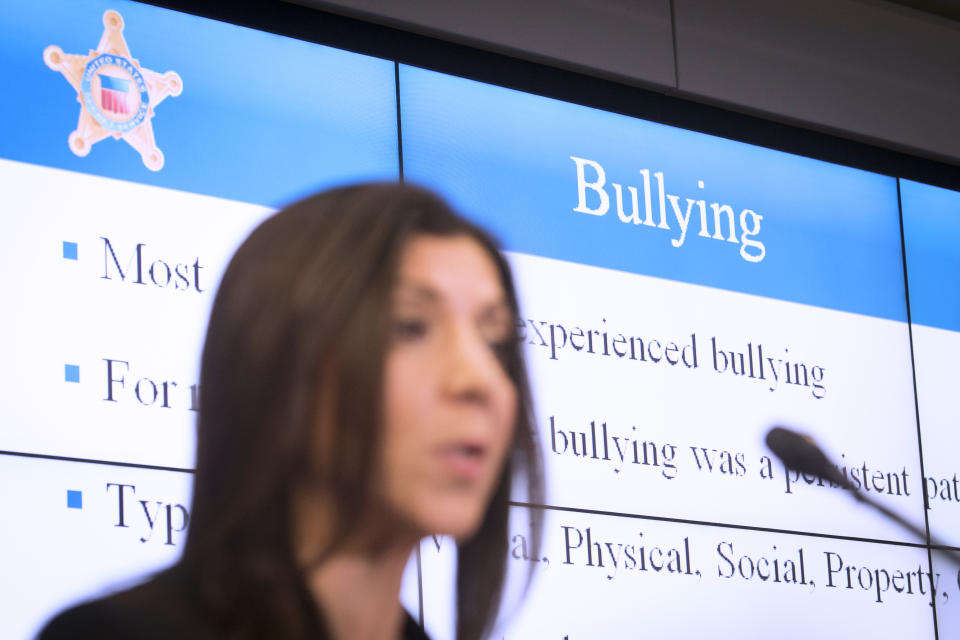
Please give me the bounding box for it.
[766,426,960,568]
[844,481,960,567]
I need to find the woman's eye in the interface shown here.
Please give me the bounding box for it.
[485,327,516,364]
[488,338,512,366]
[480,319,516,365]
[392,318,427,341]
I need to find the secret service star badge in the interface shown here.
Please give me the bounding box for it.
[44,10,182,171]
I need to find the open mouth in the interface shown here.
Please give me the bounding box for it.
[441,443,487,478]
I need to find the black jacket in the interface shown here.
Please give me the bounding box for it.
[38,566,430,640]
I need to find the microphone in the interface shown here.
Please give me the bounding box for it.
[765,426,960,567]
[765,426,850,491]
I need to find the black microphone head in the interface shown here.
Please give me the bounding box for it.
[766,426,839,484]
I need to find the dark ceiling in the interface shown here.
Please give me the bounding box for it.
[886,0,960,22]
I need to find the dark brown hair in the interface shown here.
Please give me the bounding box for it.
[180,183,543,640]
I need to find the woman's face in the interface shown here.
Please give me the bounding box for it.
[377,233,518,541]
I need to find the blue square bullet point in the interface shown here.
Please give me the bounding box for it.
[67,490,82,509]
[62,241,78,260]
[64,364,80,383]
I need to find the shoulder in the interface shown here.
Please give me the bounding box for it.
[38,568,210,640]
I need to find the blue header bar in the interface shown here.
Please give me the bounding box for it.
[0,0,399,207]
[901,179,960,333]
[399,65,908,322]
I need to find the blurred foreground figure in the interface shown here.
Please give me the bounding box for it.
[40,183,543,640]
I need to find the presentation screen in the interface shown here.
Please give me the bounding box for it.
[399,65,944,639]
[901,179,960,638]
[0,2,399,638]
[1,1,957,638]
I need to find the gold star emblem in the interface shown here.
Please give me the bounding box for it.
[43,10,182,171]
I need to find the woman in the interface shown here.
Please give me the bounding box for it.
[40,183,543,640]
